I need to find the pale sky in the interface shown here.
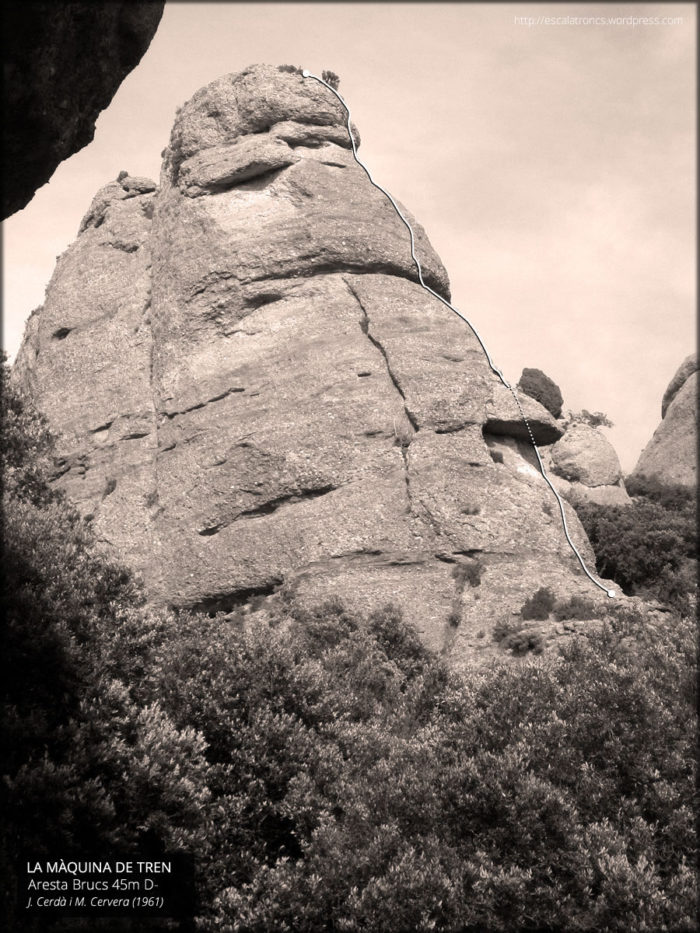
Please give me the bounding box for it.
[2,2,695,472]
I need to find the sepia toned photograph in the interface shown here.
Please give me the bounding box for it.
[1,2,696,930]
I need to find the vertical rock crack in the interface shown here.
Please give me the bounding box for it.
[344,277,418,430]
[344,276,417,518]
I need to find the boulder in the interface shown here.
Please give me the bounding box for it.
[517,367,563,419]
[539,422,629,506]
[550,423,622,487]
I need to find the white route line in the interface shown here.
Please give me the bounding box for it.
[302,69,615,598]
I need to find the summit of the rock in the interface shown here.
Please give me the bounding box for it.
[163,65,359,179]
[13,66,620,665]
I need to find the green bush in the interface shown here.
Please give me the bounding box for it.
[554,595,600,620]
[1,365,211,931]
[452,561,482,588]
[518,367,563,418]
[506,628,545,655]
[574,489,696,615]
[520,586,556,620]
[199,606,696,932]
[493,619,545,655]
[493,617,520,643]
[625,473,696,511]
[0,355,59,508]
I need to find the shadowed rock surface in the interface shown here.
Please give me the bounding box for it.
[517,367,563,419]
[13,64,619,663]
[1,1,164,218]
[631,354,698,488]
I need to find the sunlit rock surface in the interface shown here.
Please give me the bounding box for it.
[14,65,618,663]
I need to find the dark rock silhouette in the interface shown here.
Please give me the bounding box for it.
[1,1,164,218]
[518,367,563,419]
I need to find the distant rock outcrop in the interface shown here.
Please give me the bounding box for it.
[14,64,619,664]
[1,1,164,218]
[631,354,698,488]
[661,354,698,418]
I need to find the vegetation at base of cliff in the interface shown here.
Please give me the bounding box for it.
[1,363,209,932]
[573,475,697,616]
[2,361,697,932]
[492,617,545,655]
[625,472,697,511]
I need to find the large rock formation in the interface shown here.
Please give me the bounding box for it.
[13,64,617,664]
[1,1,164,218]
[631,354,698,488]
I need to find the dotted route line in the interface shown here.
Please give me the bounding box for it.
[302,69,615,598]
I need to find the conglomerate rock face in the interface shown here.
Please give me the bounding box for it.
[632,354,698,489]
[13,172,158,570]
[13,64,617,663]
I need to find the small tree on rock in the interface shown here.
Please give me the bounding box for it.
[322,70,340,90]
[567,409,614,429]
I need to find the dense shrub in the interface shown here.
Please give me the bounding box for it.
[574,486,697,615]
[198,606,695,932]
[520,586,556,620]
[625,472,696,511]
[518,367,563,418]
[553,594,600,621]
[452,560,482,588]
[493,618,545,655]
[1,367,211,931]
[1,356,59,507]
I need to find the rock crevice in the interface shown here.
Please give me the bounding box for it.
[346,277,419,432]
